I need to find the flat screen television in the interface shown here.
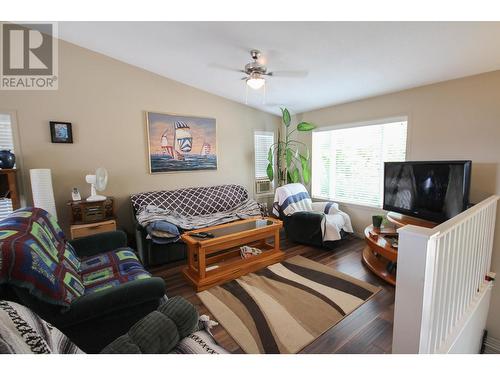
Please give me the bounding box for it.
[383,160,472,223]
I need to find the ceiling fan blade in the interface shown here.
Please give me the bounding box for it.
[266,70,309,78]
[208,62,245,73]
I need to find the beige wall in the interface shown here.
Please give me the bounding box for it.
[299,70,500,338]
[0,40,279,232]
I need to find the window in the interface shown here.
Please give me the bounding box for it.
[0,113,15,219]
[312,119,407,207]
[254,130,274,180]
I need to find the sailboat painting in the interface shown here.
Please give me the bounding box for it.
[146,112,217,173]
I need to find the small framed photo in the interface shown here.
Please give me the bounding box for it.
[50,121,73,143]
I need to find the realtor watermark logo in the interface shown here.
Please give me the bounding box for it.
[0,22,58,90]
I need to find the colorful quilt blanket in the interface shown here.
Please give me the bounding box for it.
[80,248,151,294]
[0,208,84,307]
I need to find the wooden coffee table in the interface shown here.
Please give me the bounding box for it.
[181,217,284,292]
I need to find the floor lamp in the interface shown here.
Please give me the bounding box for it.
[30,169,57,220]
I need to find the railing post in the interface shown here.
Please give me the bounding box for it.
[392,224,438,354]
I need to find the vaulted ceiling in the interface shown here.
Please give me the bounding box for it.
[59,22,500,114]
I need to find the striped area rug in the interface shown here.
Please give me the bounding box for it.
[198,255,380,353]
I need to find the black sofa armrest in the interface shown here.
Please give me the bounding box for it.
[59,277,166,353]
[283,211,325,247]
[69,230,128,258]
[289,211,324,224]
[59,277,166,326]
[133,218,187,268]
[134,221,151,267]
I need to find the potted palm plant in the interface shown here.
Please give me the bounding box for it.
[266,107,316,186]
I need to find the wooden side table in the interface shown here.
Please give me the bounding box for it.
[0,169,20,210]
[67,197,116,239]
[70,219,117,240]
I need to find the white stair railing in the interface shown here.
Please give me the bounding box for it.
[392,195,499,353]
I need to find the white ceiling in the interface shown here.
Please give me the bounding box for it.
[59,22,500,115]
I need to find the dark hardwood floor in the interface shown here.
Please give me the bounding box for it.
[150,233,395,354]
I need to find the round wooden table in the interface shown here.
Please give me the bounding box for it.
[362,213,436,285]
[362,225,398,286]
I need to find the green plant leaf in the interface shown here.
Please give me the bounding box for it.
[297,122,316,132]
[299,153,307,170]
[281,107,291,127]
[287,170,293,184]
[267,147,273,163]
[286,148,293,168]
[303,163,311,184]
[291,168,300,183]
[266,163,274,181]
[298,153,311,184]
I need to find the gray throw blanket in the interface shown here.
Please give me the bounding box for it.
[136,198,262,230]
[0,300,83,354]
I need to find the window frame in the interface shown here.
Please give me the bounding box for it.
[0,110,25,208]
[253,129,275,181]
[311,115,410,208]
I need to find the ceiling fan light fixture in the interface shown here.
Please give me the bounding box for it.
[246,73,265,90]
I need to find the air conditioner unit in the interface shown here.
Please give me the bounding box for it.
[255,179,273,195]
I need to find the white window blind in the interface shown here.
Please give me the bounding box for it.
[312,120,407,207]
[254,130,274,180]
[0,114,15,220]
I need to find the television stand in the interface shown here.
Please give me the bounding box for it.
[362,225,398,286]
[362,212,436,286]
[386,211,436,228]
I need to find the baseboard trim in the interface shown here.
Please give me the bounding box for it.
[352,231,364,239]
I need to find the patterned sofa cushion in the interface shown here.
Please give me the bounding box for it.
[0,208,84,307]
[80,248,151,294]
[130,184,250,216]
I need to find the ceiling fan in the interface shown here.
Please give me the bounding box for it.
[212,49,308,90]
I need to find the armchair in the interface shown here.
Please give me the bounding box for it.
[273,184,353,248]
[0,208,166,353]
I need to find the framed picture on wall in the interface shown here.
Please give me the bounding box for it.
[146,111,217,173]
[50,121,73,143]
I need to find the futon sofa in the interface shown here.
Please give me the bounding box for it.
[0,207,166,353]
[131,184,264,267]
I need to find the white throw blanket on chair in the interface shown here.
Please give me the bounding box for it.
[273,183,353,242]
